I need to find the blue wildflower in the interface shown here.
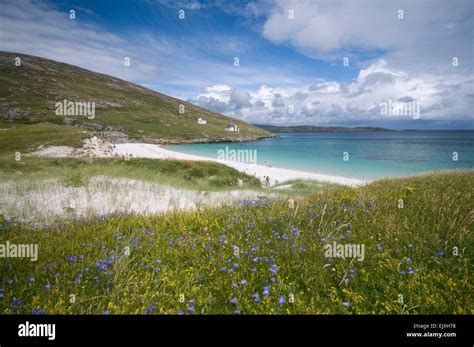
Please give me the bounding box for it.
[377,245,383,251]
[408,267,414,275]
[278,296,286,305]
[6,279,13,285]
[234,310,241,315]
[230,298,237,304]
[45,284,51,290]
[32,308,45,315]
[0,288,4,298]
[102,310,109,315]
[269,264,278,275]
[12,296,20,310]
[342,302,350,307]
[405,257,412,263]
[251,293,261,302]
[27,275,34,282]
[188,306,195,314]
[262,286,270,296]
[147,303,156,313]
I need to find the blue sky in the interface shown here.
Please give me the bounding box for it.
[1,0,473,129]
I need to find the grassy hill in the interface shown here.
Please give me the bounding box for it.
[0,51,271,143]
[0,170,472,314]
[254,124,391,133]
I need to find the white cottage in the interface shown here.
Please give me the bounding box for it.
[197,117,207,125]
[225,123,240,132]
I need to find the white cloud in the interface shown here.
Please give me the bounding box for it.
[261,0,474,76]
[192,59,473,125]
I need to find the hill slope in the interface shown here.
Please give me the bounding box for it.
[0,51,271,143]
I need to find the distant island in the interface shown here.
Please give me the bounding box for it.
[253,124,391,133]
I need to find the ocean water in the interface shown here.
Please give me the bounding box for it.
[165,131,474,180]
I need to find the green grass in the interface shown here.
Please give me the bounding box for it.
[0,122,28,129]
[0,170,472,314]
[0,123,90,154]
[271,179,343,196]
[0,156,262,191]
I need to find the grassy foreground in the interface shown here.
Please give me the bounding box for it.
[0,171,472,314]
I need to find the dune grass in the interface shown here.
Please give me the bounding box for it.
[0,170,472,314]
[0,156,262,191]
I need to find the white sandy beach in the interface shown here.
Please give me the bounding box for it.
[32,137,368,187]
[113,143,367,187]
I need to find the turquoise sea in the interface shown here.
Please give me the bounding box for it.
[166,131,474,180]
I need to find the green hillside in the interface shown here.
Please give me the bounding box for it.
[0,51,271,143]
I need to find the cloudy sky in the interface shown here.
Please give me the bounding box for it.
[1,0,473,129]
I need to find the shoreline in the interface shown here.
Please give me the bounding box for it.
[113,143,368,187]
